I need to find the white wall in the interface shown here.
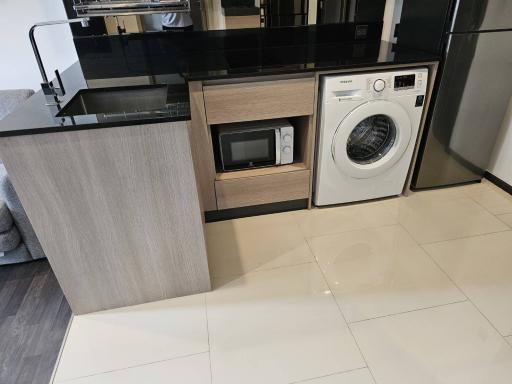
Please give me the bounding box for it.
[489,98,512,185]
[0,0,78,91]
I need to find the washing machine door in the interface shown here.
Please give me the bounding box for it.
[331,100,412,179]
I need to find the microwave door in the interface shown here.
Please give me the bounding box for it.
[219,130,277,171]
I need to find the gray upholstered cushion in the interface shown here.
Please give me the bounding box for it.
[0,89,34,120]
[0,201,13,232]
[0,164,46,260]
[0,243,32,265]
[0,225,20,252]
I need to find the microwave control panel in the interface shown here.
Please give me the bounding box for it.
[279,126,294,165]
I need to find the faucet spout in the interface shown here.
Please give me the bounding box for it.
[29,18,90,105]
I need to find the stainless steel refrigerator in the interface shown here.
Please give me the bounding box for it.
[412,0,512,189]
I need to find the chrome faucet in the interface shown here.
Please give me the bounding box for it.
[29,18,90,106]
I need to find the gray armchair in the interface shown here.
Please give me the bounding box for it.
[0,89,46,264]
[0,89,35,120]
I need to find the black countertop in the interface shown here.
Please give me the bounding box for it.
[0,24,439,137]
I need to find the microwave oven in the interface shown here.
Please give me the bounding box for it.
[216,119,294,171]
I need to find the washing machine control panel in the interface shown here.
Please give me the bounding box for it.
[394,74,416,90]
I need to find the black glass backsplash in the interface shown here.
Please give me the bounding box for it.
[75,22,384,80]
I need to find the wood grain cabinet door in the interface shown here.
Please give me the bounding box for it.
[203,77,316,124]
[215,170,311,209]
[0,122,211,314]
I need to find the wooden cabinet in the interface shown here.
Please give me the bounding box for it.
[188,82,218,212]
[190,75,318,213]
[0,122,211,314]
[203,77,315,124]
[215,169,311,209]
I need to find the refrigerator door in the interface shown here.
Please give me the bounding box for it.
[398,0,453,55]
[413,30,512,189]
[451,0,512,32]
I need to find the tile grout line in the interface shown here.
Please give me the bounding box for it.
[304,237,378,384]
[494,213,512,229]
[419,241,512,346]
[464,188,512,221]
[396,221,468,297]
[204,293,213,384]
[303,223,400,242]
[287,366,370,384]
[54,350,211,383]
[409,186,512,345]
[289,203,401,242]
[305,221,470,325]
[348,299,468,325]
[409,227,511,247]
[211,260,315,283]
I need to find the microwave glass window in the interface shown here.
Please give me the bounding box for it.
[231,139,270,162]
[219,129,277,171]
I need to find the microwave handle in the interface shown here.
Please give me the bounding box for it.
[275,128,281,165]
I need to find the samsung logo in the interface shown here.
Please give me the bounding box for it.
[339,80,353,84]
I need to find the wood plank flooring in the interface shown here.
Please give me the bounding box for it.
[0,260,71,384]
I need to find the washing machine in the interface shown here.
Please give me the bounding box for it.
[314,68,428,206]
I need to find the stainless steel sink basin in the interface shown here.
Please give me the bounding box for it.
[57,85,169,117]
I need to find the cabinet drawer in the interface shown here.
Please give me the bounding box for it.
[215,170,310,210]
[203,77,315,124]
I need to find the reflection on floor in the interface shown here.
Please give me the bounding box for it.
[53,180,512,383]
[0,259,71,384]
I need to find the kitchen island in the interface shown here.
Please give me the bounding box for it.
[0,25,439,314]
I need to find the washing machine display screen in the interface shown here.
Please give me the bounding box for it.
[394,74,415,89]
[346,114,397,165]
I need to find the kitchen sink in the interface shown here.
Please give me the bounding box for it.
[57,85,173,117]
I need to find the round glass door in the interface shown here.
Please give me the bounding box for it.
[331,100,412,179]
[346,114,397,165]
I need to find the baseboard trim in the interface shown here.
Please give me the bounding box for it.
[204,199,308,222]
[484,172,512,195]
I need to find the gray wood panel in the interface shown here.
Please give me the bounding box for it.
[0,122,211,314]
[0,260,71,384]
[188,81,218,211]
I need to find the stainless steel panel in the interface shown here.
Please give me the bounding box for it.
[73,0,190,16]
[452,0,512,32]
[414,30,512,188]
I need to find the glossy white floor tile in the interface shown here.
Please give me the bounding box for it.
[298,368,375,384]
[498,213,512,228]
[309,225,465,322]
[55,353,211,383]
[407,185,473,203]
[423,231,512,336]
[53,182,512,384]
[397,196,508,244]
[293,199,399,238]
[54,294,208,382]
[351,302,512,384]
[463,180,512,215]
[206,212,314,278]
[207,263,365,384]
